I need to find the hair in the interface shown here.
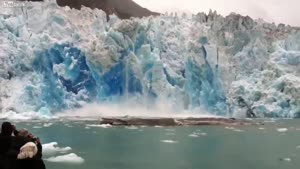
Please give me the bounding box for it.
[1,122,14,136]
[18,129,29,137]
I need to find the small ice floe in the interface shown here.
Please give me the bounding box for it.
[85,127,90,129]
[64,124,73,128]
[125,126,138,130]
[296,145,300,149]
[45,153,84,164]
[277,128,288,132]
[33,126,42,129]
[233,129,244,132]
[199,132,207,136]
[42,142,72,156]
[161,140,178,144]
[43,123,53,127]
[188,133,199,138]
[155,126,163,128]
[189,132,207,137]
[86,124,112,128]
[279,158,291,162]
[258,127,265,130]
[225,127,235,130]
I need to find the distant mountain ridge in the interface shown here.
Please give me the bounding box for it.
[18,0,160,20]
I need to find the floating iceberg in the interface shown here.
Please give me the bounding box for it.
[45,153,84,164]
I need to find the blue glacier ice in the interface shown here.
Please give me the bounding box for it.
[0,1,300,118]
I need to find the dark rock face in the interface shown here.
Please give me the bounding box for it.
[19,0,159,20]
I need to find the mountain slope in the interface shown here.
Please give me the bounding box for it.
[19,0,159,20]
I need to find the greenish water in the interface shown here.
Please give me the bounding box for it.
[7,119,300,169]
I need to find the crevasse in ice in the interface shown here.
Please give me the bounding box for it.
[0,1,299,118]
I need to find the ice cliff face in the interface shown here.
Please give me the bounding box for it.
[0,1,299,118]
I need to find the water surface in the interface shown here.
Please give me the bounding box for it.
[7,119,300,169]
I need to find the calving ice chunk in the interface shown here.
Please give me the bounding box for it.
[0,0,299,118]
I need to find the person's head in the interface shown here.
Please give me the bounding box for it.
[1,122,14,136]
[28,133,34,139]
[18,128,29,138]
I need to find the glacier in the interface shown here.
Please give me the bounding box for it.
[0,1,300,118]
